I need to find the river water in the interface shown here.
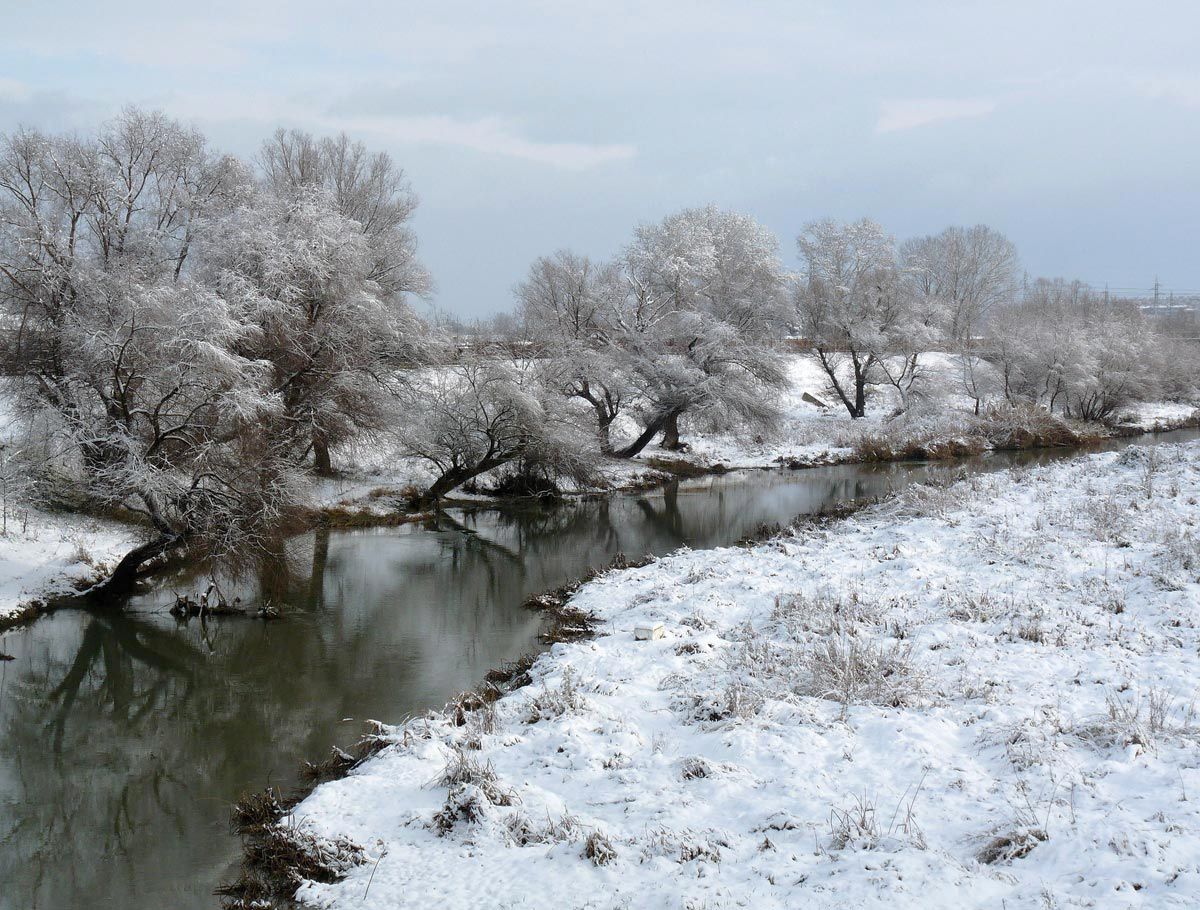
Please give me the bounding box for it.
[1,429,1196,909]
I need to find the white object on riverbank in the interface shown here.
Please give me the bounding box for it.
[633,622,664,640]
[293,439,1200,910]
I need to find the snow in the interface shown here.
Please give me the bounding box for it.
[291,439,1200,910]
[0,509,134,623]
[0,401,135,624]
[1113,400,1200,433]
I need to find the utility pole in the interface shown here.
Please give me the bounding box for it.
[1154,276,1160,316]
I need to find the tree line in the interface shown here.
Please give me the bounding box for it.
[0,108,1193,596]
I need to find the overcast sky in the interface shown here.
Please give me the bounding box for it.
[3,1,1200,316]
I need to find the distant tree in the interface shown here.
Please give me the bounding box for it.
[901,225,1019,413]
[515,250,629,454]
[614,205,789,455]
[991,278,1158,420]
[794,218,903,418]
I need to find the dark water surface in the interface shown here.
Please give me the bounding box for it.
[2,428,1196,910]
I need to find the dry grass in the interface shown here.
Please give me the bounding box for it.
[799,635,923,710]
[221,721,391,905]
[218,818,365,909]
[853,402,1103,465]
[431,748,517,835]
[583,830,618,865]
[524,667,586,723]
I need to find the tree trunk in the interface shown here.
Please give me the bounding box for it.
[661,411,684,450]
[578,387,617,456]
[592,405,617,456]
[86,534,184,605]
[420,456,510,506]
[815,350,867,420]
[597,419,613,456]
[312,433,333,476]
[613,408,682,459]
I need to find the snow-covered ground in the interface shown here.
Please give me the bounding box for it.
[291,439,1200,910]
[1113,400,1200,433]
[0,509,134,624]
[0,399,135,624]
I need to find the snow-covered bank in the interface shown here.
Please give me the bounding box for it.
[0,510,134,626]
[313,353,1200,511]
[1113,400,1200,434]
[290,440,1200,910]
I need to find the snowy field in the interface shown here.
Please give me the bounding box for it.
[292,439,1200,910]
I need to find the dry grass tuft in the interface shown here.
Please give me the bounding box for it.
[218,819,365,908]
[583,830,618,865]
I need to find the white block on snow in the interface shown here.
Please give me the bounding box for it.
[634,622,665,641]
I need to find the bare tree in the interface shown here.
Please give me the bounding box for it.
[901,225,1019,413]
[515,251,629,454]
[794,218,903,419]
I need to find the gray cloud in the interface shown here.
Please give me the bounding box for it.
[3,1,1200,314]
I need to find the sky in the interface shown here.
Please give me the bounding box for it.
[3,0,1200,317]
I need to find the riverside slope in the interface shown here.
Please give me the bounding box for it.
[292,440,1200,909]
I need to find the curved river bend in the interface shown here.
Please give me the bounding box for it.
[1,428,1196,909]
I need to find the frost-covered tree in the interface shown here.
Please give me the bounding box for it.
[0,107,246,450]
[990,279,1158,420]
[203,187,426,475]
[63,284,301,597]
[515,250,629,454]
[0,109,302,597]
[613,205,789,455]
[901,225,1019,413]
[901,225,1018,343]
[258,129,431,471]
[401,359,595,503]
[260,129,430,300]
[794,218,904,418]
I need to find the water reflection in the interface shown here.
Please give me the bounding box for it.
[2,432,1196,910]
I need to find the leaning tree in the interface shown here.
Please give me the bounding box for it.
[613,205,790,456]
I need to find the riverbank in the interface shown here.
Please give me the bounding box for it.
[283,438,1200,910]
[313,354,1200,511]
[0,508,134,630]
[1,351,1195,629]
